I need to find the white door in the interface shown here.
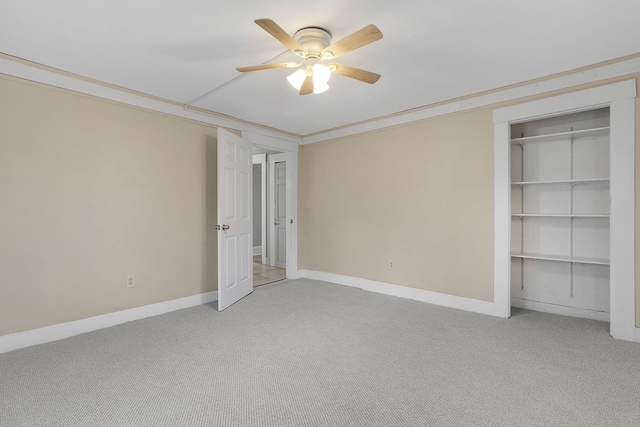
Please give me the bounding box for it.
[217,128,253,311]
[274,162,287,269]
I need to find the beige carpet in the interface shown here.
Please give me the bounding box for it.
[1,278,639,426]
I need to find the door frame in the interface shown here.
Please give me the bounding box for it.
[492,80,636,341]
[242,131,300,280]
[252,153,267,265]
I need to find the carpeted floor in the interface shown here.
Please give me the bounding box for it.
[1,278,639,426]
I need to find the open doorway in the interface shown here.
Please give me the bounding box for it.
[244,130,299,285]
[252,150,286,287]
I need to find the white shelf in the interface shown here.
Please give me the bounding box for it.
[511,252,609,265]
[510,126,610,144]
[511,178,609,185]
[511,213,609,218]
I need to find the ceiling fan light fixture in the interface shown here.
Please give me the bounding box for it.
[287,69,307,90]
[240,19,383,95]
[313,80,330,94]
[312,63,331,94]
[312,63,331,83]
[287,63,331,94]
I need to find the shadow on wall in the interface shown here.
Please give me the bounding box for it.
[204,135,218,293]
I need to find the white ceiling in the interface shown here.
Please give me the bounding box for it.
[2,1,640,136]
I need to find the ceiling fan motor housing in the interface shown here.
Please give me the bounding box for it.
[293,27,332,58]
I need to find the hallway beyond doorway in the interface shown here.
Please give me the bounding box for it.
[253,255,285,287]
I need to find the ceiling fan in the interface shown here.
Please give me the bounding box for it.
[236,19,383,95]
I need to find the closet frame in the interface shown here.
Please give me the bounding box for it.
[492,80,636,341]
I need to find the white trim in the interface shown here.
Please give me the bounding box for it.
[283,152,300,279]
[267,153,300,279]
[252,153,268,264]
[609,96,637,340]
[0,291,217,354]
[301,269,640,343]
[493,80,636,342]
[512,299,610,323]
[0,57,301,145]
[493,121,512,319]
[4,54,639,147]
[243,132,300,280]
[301,270,503,317]
[493,80,637,123]
[253,246,262,256]
[302,57,640,144]
[267,154,279,268]
[244,131,299,153]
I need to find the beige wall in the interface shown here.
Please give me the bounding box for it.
[300,110,495,301]
[0,77,218,336]
[1,72,638,338]
[299,78,640,327]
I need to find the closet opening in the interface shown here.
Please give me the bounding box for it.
[509,108,610,321]
[493,80,636,341]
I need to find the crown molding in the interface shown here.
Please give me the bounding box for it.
[3,53,639,146]
[0,55,302,145]
[301,55,640,144]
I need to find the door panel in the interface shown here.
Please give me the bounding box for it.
[217,128,253,311]
[222,234,236,290]
[224,167,236,219]
[240,232,250,281]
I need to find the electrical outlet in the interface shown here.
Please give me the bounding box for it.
[388,260,395,270]
[126,274,136,288]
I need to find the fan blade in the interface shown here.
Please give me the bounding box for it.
[330,63,381,84]
[255,19,304,53]
[299,75,314,95]
[236,62,298,72]
[321,24,383,59]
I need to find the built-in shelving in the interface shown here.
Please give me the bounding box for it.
[510,109,611,320]
[510,126,610,144]
[511,252,609,266]
[511,213,609,218]
[511,178,609,186]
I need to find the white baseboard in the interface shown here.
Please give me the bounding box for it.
[0,291,217,354]
[300,270,640,343]
[300,270,502,317]
[253,246,262,256]
[512,298,610,322]
[4,277,636,354]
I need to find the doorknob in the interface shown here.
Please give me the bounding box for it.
[274,221,280,225]
[216,224,230,230]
